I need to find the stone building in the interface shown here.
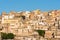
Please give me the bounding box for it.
[0,10,60,40]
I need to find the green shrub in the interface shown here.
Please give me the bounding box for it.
[7,33,15,39]
[1,33,7,39]
[1,33,15,39]
[35,30,45,37]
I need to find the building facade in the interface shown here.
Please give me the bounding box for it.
[0,10,60,40]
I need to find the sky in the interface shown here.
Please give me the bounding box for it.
[0,0,60,14]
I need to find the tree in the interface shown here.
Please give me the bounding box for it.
[1,33,15,39]
[7,33,15,39]
[1,32,7,39]
[35,30,45,37]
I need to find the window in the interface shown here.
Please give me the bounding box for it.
[21,16,25,20]
[0,26,3,30]
[9,15,14,19]
[4,16,8,19]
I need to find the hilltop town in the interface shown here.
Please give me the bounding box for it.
[0,10,60,40]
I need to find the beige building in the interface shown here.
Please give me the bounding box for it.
[0,10,60,40]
